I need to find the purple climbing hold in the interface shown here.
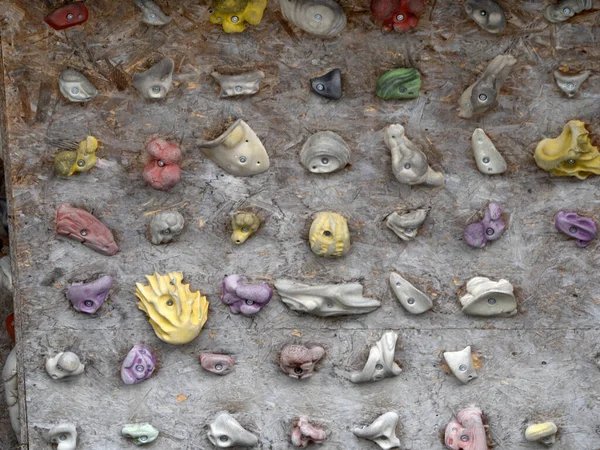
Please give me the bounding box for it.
[221,274,273,316]
[121,344,156,385]
[555,211,597,247]
[464,203,505,248]
[67,275,113,313]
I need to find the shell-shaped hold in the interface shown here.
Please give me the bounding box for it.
[464,0,507,33]
[121,344,156,385]
[122,423,160,446]
[311,69,342,100]
[44,2,88,30]
[199,120,270,176]
[443,346,478,384]
[385,124,444,186]
[49,423,77,450]
[211,71,265,98]
[279,0,347,37]
[351,331,402,383]
[464,203,505,249]
[534,120,600,179]
[458,54,517,119]
[133,58,174,99]
[544,0,593,22]
[445,407,487,450]
[389,272,433,314]
[371,0,425,32]
[308,212,350,257]
[300,131,350,174]
[525,422,558,446]
[353,412,401,450]
[376,68,422,100]
[149,211,185,244]
[210,0,267,33]
[2,348,19,441]
[67,275,113,314]
[554,70,590,98]
[555,211,597,247]
[56,204,119,256]
[459,276,517,317]
[231,212,261,244]
[275,279,381,317]
[135,272,209,344]
[291,417,327,447]
[45,352,85,380]
[386,208,428,241]
[279,344,325,379]
[59,69,98,102]
[207,412,258,447]
[472,129,507,174]
[221,274,273,316]
[55,136,98,176]
[135,0,172,26]
[199,353,235,375]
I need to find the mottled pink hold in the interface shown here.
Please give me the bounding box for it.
[199,353,235,375]
[142,137,182,191]
[555,211,597,247]
[291,416,327,447]
[279,345,325,380]
[121,344,156,385]
[464,203,505,248]
[444,406,488,450]
[67,275,113,314]
[221,274,273,316]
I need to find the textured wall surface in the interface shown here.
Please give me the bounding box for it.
[1,0,600,449]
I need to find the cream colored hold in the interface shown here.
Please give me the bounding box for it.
[460,276,517,317]
[472,128,507,174]
[443,346,478,384]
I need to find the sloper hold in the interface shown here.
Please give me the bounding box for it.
[464,0,507,34]
[471,129,507,174]
[544,0,593,22]
[133,58,175,99]
[554,70,590,98]
[59,69,98,103]
[459,276,517,317]
[376,68,421,100]
[44,2,88,30]
[122,423,160,445]
[56,204,119,256]
[211,71,265,98]
[463,203,505,249]
[353,412,401,450]
[199,353,235,375]
[311,69,342,99]
[443,346,478,384]
[198,120,270,176]
[458,54,517,118]
[207,413,258,447]
[45,352,85,380]
[149,210,185,244]
[389,272,433,314]
[49,423,77,450]
[67,275,114,314]
[279,0,347,37]
[386,208,428,241]
[525,422,558,446]
[275,279,381,317]
[554,211,597,247]
[351,331,402,383]
[135,0,172,26]
[300,131,350,174]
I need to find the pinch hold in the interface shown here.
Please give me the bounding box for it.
[291,417,327,447]
[386,208,428,241]
[350,331,402,383]
[554,70,590,98]
[221,274,272,316]
[443,346,478,384]
[56,204,119,256]
[463,203,505,249]
[311,69,342,100]
[471,129,507,175]
[353,411,401,450]
[525,422,558,446]
[464,0,507,34]
[554,211,597,247]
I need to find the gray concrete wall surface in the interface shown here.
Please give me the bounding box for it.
[1,0,600,449]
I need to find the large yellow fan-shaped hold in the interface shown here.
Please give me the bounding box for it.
[534,120,600,179]
[135,272,209,345]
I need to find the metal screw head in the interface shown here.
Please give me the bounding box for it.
[77,160,85,167]
[314,13,322,21]
[157,160,165,167]
[139,436,148,442]
[404,162,411,169]
[136,364,144,372]
[488,297,497,305]
[399,86,407,93]
[478,93,488,101]
[294,367,303,374]
[567,159,576,165]
[231,15,239,23]
[239,156,247,163]
[566,82,575,89]
[235,86,243,93]
[71,87,79,95]
[459,364,467,372]
[246,300,254,305]
[396,13,405,21]
[84,300,93,307]
[215,364,223,371]
[321,157,329,165]
[375,364,383,370]
[480,10,487,16]
[80,229,88,236]
[486,228,494,236]
[241,227,249,233]
[327,302,334,308]
[407,297,415,305]
[461,435,469,442]
[563,7,572,14]
[404,228,414,233]
[482,156,490,163]
[219,436,229,442]
[316,83,325,91]
[59,434,68,441]
[569,226,578,233]
[152,86,161,93]
[162,228,170,234]
[149,13,157,20]
[166,299,174,306]
[323,230,332,237]
[66,13,74,20]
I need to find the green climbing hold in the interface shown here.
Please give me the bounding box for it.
[376,68,421,100]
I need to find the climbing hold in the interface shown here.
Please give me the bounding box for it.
[121,344,156,385]
[49,423,77,450]
[149,211,185,244]
[351,331,402,383]
[207,413,258,447]
[55,136,98,177]
[554,70,590,98]
[308,212,351,257]
[279,0,347,37]
[300,131,350,174]
[135,0,172,26]
[353,412,401,450]
[44,2,88,30]
[122,423,160,446]
[370,0,425,32]
[443,346,478,384]
[67,275,113,314]
[142,138,182,191]
[460,276,517,317]
[221,274,273,316]
[376,68,421,100]
[211,71,265,97]
[45,352,85,380]
[555,211,597,247]
[199,353,235,375]
[471,129,507,174]
[464,0,507,33]
[133,58,174,99]
[291,417,327,447]
[311,69,342,99]
[525,422,558,446]
[544,0,593,22]
[444,407,487,450]
[464,203,505,249]
[386,208,428,241]
[279,344,325,379]
[59,69,98,103]
[389,272,433,314]
[210,0,267,33]
[56,204,119,256]
[231,212,261,245]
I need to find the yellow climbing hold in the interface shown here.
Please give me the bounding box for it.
[54,136,98,177]
[210,0,267,33]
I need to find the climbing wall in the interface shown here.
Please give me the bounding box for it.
[1,0,600,449]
